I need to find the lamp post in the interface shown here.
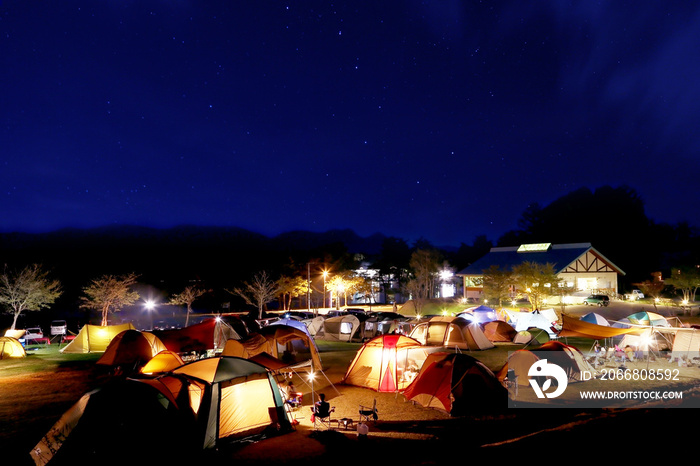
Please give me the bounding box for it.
[336,283,344,310]
[144,299,156,330]
[307,263,311,315]
[322,270,329,310]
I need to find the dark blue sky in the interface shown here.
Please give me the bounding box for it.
[1,1,698,247]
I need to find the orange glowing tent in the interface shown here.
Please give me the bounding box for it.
[140,350,185,374]
[342,334,427,392]
[0,336,26,359]
[97,330,167,368]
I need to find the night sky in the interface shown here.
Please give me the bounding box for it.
[2,1,699,247]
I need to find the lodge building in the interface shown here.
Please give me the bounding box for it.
[456,242,625,302]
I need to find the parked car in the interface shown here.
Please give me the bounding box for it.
[50,320,67,336]
[624,289,645,301]
[24,327,44,342]
[583,294,610,306]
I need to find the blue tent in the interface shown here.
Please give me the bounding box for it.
[626,311,670,327]
[580,312,609,326]
[457,305,497,323]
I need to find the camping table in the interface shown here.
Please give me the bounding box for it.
[334,418,354,430]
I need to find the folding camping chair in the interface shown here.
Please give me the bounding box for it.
[312,398,336,430]
[359,398,378,423]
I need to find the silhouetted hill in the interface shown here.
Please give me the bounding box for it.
[272,228,387,255]
[0,225,392,285]
[0,225,401,325]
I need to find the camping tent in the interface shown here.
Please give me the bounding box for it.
[403,352,507,415]
[512,331,534,345]
[316,314,362,342]
[0,336,26,359]
[580,312,609,326]
[618,328,672,352]
[96,330,167,368]
[526,327,551,344]
[269,317,310,335]
[408,316,494,350]
[221,324,323,370]
[172,356,291,448]
[457,305,498,323]
[496,340,596,386]
[343,334,427,392]
[504,309,558,337]
[670,329,700,362]
[625,311,670,327]
[259,323,322,369]
[31,377,197,465]
[60,323,136,354]
[140,350,185,374]
[304,316,325,337]
[481,320,517,342]
[153,318,239,354]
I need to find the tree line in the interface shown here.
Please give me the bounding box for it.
[0,242,452,328]
[1,184,698,328]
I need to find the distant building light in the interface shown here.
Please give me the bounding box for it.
[517,243,552,252]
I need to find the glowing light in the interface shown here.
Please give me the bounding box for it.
[517,243,552,252]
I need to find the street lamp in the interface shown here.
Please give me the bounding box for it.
[322,270,329,310]
[336,283,344,310]
[144,299,156,330]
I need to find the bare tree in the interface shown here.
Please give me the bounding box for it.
[404,278,427,316]
[81,273,140,326]
[229,271,280,320]
[0,264,62,330]
[169,285,209,327]
[409,249,442,300]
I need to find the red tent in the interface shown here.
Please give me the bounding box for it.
[152,318,236,354]
[403,351,507,415]
[342,334,426,392]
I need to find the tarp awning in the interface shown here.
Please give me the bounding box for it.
[559,314,645,340]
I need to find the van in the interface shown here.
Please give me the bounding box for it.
[583,295,610,307]
[50,320,67,336]
[624,290,645,301]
